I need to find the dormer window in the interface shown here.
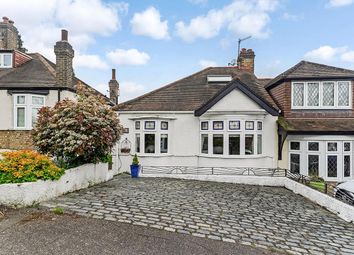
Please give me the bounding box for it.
[0,53,13,68]
[291,81,351,109]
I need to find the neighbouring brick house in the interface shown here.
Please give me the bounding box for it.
[115,49,354,182]
[0,17,119,150]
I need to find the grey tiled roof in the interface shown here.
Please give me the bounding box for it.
[266,61,354,88]
[117,67,278,112]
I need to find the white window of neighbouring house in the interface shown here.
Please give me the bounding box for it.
[14,94,45,129]
[200,119,263,157]
[134,120,170,155]
[0,53,13,68]
[291,81,351,109]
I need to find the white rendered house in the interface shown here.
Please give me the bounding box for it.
[114,49,354,182]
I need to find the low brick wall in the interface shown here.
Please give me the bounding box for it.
[0,130,33,150]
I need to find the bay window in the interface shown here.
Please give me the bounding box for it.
[14,94,45,129]
[291,81,351,109]
[200,119,263,157]
[135,120,170,155]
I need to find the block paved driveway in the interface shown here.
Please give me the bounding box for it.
[42,175,354,255]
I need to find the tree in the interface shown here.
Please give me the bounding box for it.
[32,83,122,167]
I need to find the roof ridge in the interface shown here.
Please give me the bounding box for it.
[301,60,354,73]
[116,67,214,108]
[35,53,56,78]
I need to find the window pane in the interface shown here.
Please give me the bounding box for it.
[201,121,208,130]
[344,155,351,177]
[245,121,254,130]
[323,82,335,106]
[229,135,240,155]
[308,155,319,176]
[201,134,208,154]
[338,82,350,106]
[135,121,140,130]
[257,134,262,155]
[327,155,337,177]
[160,134,168,153]
[257,121,262,130]
[308,142,319,151]
[327,142,337,152]
[144,134,155,153]
[293,83,304,106]
[135,134,140,153]
[213,134,223,155]
[229,121,240,130]
[290,153,300,174]
[290,142,300,150]
[32,96,44,105]
[17,107,25,127]
[161,121,168,130]
[213,121,223,130]
[31,108,39,127]
[307,83,319,106]
[17,96,25,104]
[145,121,155,130]
[3,54,12,67]
[245,134,254,155]
[344,142,351,152]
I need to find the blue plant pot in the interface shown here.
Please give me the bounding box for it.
[130,164,140,178]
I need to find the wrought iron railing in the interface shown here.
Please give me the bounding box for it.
[141,165,287,177]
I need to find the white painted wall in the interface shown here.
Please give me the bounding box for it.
[0,163,113,207]
[0,89,76,130]
[115,88,279,173]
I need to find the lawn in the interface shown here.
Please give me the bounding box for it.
[308,181,326,193]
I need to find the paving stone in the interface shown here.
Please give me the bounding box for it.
[42,175,354,255]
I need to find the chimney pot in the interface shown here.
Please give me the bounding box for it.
[61,29,68,41]
[112,68,116,80]
[237,48,255,73]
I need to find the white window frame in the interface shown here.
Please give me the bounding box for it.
[13,94,45,130]
[199,119,263,158]
[135,119,171,156]
[291,81,352,110]
[0,53,13,68]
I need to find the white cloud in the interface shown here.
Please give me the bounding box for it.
[120,81,146,102]
[282,12,303,21]
[199,59,217,68]
[130,7,169,40]
[107,49,150,65]
[74,54,109,69]
[326,0,353,7]
[304,45,347,62]
[176,0,278,42]
[0,0,127,61]
[341,51,354,63]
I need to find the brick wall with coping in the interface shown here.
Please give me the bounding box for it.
[0,130,33,150]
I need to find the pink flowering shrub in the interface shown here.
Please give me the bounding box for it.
[32,83,122,168]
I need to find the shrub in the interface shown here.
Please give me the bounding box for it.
[32,83,123,168]
[0,150,64,184]
[132,154,139,166]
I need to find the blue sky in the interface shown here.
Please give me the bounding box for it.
[2,0,354,101]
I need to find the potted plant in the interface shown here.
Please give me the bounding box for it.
[130,154,140,178]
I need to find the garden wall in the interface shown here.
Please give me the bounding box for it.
[140,173,354,223]
[0,163,113,207]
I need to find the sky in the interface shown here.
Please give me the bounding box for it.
[1,0,354,102]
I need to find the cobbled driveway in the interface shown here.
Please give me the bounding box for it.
[42,175,354,255]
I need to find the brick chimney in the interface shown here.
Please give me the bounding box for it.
[109,68,119,105]
[0,17,21,50]
[54,30,74,88]
[237,48,255,73]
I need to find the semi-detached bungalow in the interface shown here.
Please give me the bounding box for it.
[116,49,354,183]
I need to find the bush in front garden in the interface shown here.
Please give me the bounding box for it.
[32,83,123,168]
[0,150,64,184]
